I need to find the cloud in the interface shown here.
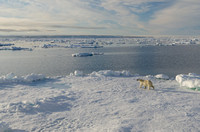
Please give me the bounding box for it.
[0,29,40,32]
[0,0,199,35]
[50,25,106,29]
[148,0,200,35]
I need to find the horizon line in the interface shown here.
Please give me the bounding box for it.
[0,34,198,38]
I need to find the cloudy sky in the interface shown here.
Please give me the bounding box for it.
[0,0,200,36]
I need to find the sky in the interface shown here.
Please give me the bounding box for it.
[0,0,200,36]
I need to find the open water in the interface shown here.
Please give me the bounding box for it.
[0,45,200,77]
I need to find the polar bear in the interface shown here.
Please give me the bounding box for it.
[137,79,154,90]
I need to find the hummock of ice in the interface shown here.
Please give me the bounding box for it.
[70,70,133,77]
[176,73,200,88]
[0,73,46,83]
[70,70,84,76]
[89,70,132,77]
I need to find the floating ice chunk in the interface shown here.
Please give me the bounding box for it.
[72,52,104,57]
[155,74,169,80]
[176,73,200,88]
[72,53,93,57]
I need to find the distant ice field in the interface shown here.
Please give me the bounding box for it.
[0,45,200,77]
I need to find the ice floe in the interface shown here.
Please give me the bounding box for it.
[72,52,104,57]
[72,52,93,57]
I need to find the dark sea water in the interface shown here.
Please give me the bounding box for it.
[0,45,200,77]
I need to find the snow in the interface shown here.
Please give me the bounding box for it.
[0,71,200,131]
[176,73,200,90]
[155,74,170,80]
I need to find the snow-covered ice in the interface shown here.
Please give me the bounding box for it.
[176,73,200,91]
[0,70,200,131]
[0,73,46,83]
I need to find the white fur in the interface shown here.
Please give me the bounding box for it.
[137,79,154,90]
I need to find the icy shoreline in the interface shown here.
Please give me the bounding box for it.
[0,70,200,131]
